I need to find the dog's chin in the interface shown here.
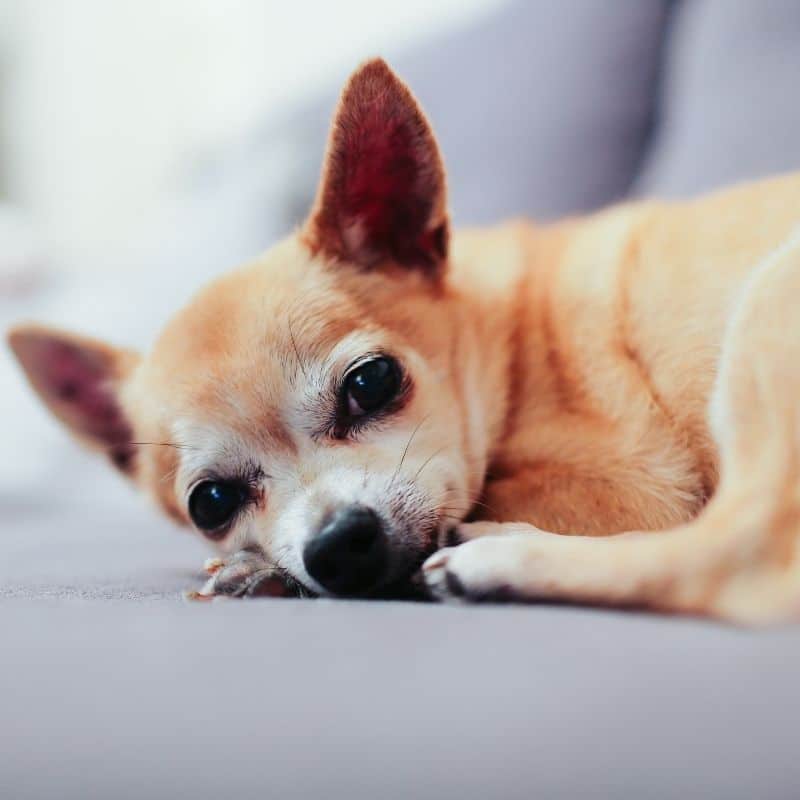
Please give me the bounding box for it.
[372,574,432,601]
[290,573,428,601]
[365,534,441,601]
[335,570,431,601]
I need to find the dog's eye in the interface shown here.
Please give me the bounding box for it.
[188,480,248,537]
[343,356,401,417]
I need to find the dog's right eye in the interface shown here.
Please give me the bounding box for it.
[188,480,248,537]
[342,356,401,418]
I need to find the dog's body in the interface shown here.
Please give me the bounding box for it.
[459,176,800,535]
[9,60,800,621]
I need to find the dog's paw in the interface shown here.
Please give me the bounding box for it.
[184,548,294,601]
[423,537,521,603]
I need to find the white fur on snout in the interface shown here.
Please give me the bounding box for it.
[269,466,402,594]
[269,462,448,595]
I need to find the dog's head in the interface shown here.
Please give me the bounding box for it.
[8,60,496,597]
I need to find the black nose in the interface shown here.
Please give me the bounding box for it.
[303,506,388,595]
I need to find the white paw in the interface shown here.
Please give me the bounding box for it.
[422,536,527,602]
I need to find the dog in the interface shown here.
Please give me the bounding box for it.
[8,59,800,622]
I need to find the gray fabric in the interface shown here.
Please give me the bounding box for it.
[2,605,800,800]
[635,0,800,197]
[1,465,205,602]
[4,462,800,798]
[7,2,800,798]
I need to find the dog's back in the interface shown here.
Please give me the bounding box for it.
[458,173,800,535]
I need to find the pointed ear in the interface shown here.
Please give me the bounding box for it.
[8,324,140,474]
[304,58,449,274]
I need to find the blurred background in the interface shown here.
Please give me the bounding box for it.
[0,0,499,281]
[3,0,800,489]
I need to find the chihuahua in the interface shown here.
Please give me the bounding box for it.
[9,60,800,622]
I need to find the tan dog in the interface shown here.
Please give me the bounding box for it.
[9,60,800,622]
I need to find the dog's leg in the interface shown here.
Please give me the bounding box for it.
[185,548,298,600]
[425,233,800,623]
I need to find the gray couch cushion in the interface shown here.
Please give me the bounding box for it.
[3,596,800,799]
[388,0,674,223]
[635,0,800,197]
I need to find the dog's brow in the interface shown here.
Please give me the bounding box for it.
[290,329,387,400]
[172,420,255,494]
[323,330,385,369]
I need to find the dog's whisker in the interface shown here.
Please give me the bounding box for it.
[130,440,196,451]
[412,447,447,483]
[467,499,500,514]
[287,312,309,381]
[160,468,179,485]
[434,482,501,517]
[439,508,469,521]
[390,414,430,489]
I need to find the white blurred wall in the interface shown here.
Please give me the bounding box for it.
[0,0,500,274]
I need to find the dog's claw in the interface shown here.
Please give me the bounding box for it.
[422,547,467,603]
[203,557,225,576]
[183,589,214,602]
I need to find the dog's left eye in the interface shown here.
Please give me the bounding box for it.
[188,480,248,537]
[343,356,401,417]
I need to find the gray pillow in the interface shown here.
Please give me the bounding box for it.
[635,0,800,198]
[385,0,674,223]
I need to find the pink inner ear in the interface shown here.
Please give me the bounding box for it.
[342,109,422,234]
[337,105,442,267]
[35,339,133,458]
[312,60,447,270]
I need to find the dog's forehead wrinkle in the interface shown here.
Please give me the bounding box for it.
[326,329,386,363]
[171,419,272,494]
